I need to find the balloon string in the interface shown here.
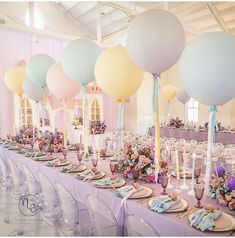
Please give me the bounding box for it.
[19,95,22,129]
[152,73,160,113]
[82,84,88,154]
[117,102,124,131]
[41,90,45,131]
[63,100,67,147]
[205,105,217,195]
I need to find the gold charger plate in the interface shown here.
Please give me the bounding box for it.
[36,156,56,162]
[77,170,106,180]
[129,186,153,199]
[148,195,188,212]
[55,160,71,167]
[68,165,87,173]
[94,178,126,189]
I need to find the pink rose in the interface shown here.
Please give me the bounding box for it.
[131,151,138,160]
[144,158,151,165]
[139,155,146,162]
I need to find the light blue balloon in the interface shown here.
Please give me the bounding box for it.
[27,54,55,90]
[61,39,102,86]
[180,32,235,106]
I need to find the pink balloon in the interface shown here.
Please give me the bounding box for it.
[46,63,81,100]
[176,89,190,104]
[66,98,76,109]
[48,95,62,110]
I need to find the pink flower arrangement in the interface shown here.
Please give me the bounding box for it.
[118,143,155,182]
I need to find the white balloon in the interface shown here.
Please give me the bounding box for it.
[180,32,235,106]
[126,9,185,73]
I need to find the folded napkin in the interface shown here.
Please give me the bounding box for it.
[92,178,120,186]
[77,170,93,180]
[47,159,60,166]
[150,196,180,213]
[189,209,222,232]
[61,164,77,173]
[114,186,133,198]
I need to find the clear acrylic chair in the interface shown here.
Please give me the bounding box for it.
[55,182,80,236]
[85,195,119,236]
[124,214,160,236]
[37,171,62,236]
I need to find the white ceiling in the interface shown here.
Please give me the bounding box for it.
[53,1,235,44]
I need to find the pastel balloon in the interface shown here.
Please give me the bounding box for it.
[23,79,46,102]
[4,66,26,96]
[161,84,177,102]
[48,95,62,110]
[61,39,102,85]
[180,32,235,106]
[176,89,190,104]
[126,9,185,73]
[46,63,81,100]
[95,46,144,101]
[27,54,55,89]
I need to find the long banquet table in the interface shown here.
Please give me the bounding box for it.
[148,127,235,144]
[0,145,234,236]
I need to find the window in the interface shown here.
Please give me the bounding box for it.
[187,98,199,123]
[25,7,45,29]
[91,99,100,122]
[20,97,33,128]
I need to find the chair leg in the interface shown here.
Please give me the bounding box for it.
[17,208,25,235]
[35,212,41,236]
[4,188,11,223]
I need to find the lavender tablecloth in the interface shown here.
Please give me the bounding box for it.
[0,146,234,236]
[148,127,235,144]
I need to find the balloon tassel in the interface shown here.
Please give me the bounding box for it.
[117,101,125,132]
[205,105,217,195]
[82,84,89,157]
[63,100,67,148]
[152,73,159,113]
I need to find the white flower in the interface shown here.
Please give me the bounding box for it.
[147,167,153,175]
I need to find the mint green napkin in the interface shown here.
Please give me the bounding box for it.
[92,178,120,186]
[150,197,180,213]
[114,186,133,198]
[189,209,222,231]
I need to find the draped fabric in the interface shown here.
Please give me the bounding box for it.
[0,28,118,137]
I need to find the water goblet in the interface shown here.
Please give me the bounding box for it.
[194,181,204,208]
[160,173,169,195]
[100,148,106,160]
[77,152,83,165]
[75,143,80,153]
[92,156,98,168]
[62,148,68,160]
[132,168,140,183]
[109,161,116,176]
[194,167,201,184]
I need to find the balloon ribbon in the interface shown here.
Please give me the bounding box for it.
[205,105,217,195]
[152,73,161,172]
[117,101,125,131]
[62,100,67,147]
[82,84,89,156]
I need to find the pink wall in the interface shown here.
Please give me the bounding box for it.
[0,28,118,137]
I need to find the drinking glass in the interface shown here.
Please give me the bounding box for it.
[92,156,98,168]
[75,143,80,153]
[194,167,201,184]
[100,148,106,160]
[160,173,169,195]
[132,168,140,183]
[77,152,83,165]
[194,181,204,208]
[62,148,68,160]
[109,161,116,176]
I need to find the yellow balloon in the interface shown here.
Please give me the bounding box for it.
[161,84,177,102]
[4,66,26,96]
[95,46,144,101]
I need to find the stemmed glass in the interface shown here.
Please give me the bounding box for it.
[194,167,201,184]
[100,148,106,160]
[194,181,204,208]
[62,148,68,161]
[109,161,117,176]
[166,147,174,189]
[39,143,43,153]
[75,143,80,153]
[132,168,140,183]
[50,144,54,156]
[160,173,169,195]
[77,152,83,165]
[92,155,98,169]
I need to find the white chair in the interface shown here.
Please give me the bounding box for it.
[124,214,160,236]
[55,182,80,236]
[37,171,62,236]
[85,195,119,236]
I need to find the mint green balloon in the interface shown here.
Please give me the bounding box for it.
[61,39,102,86]
[27,54,55,90]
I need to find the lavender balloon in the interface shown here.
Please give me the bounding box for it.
[227,177,235,190]
[176,88,190,105]
[214,166,225,177]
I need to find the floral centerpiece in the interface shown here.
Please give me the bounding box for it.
[14,127,39,146]
[209,166,235,210]
[118,143,155,182]
[168,117,184,128]
[72,116,83,129]
[40,118,50,127]
[90,121,106,134]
